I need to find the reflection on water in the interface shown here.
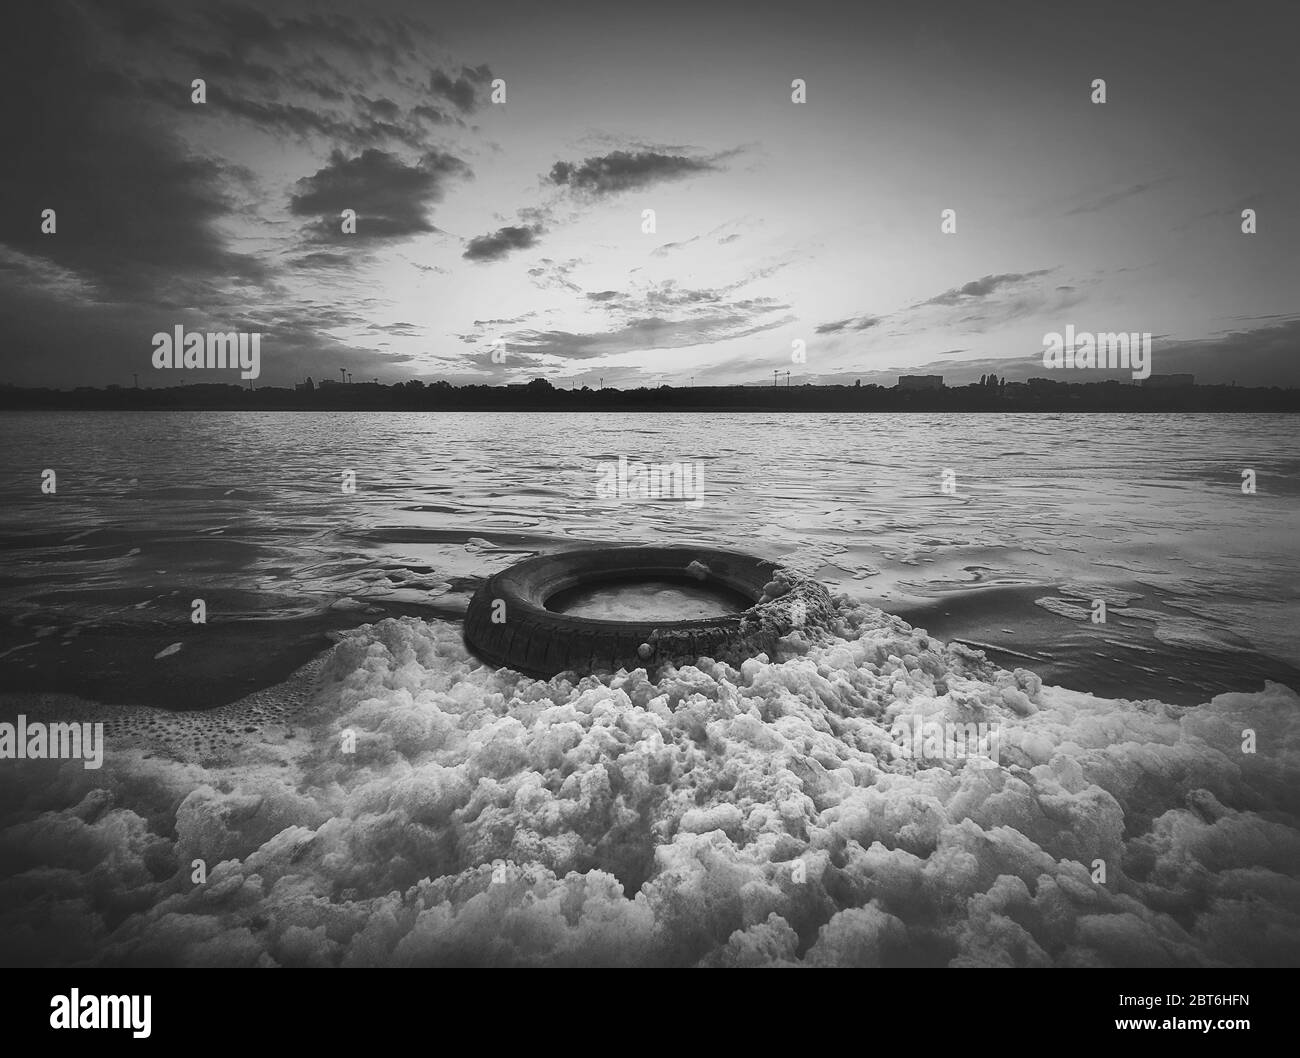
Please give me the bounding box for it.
[0,410,1297,706]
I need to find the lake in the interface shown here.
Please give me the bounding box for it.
[1,410,1298,706]
[3,408,1300,969]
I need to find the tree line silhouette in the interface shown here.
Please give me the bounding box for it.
[1,376,1296,412]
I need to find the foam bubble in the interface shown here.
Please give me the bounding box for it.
[1,597,1297,967]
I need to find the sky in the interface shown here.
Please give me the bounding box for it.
[2,0,1298,389]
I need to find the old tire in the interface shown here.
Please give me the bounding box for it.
[463,545,835,678]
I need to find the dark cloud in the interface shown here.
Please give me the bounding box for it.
[816,315,882,334]
[921,270,1054,307]
[1139,317,1300,386]
[195,4,419,64]
[125,72,443,153]
[360,96,402,121]
[367,321,422,337]
[0,0,487,388]
[290,149,470,242]
[430,65,494,112]
[0,3,262,299]
[470,313,537,328]
[549,150,722,196]
[201,87,417,147]
[96,4,490,150]
[290,252,356,270]
[462,225,542,262]
[176,45,282,85]
[0,256,395,388]
[412,104,453,125]
[582,282,735,310]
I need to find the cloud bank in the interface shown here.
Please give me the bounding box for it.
[291,148,470,242]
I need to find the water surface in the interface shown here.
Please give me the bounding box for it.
[1,410,1296,706]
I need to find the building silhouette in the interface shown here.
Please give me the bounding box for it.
[897,375,944,390]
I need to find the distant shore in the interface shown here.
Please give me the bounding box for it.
[2,379,1298,413]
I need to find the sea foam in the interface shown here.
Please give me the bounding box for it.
[0,596,1296,967]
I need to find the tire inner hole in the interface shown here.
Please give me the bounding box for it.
[546,575,754,621]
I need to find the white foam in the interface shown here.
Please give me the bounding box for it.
[1,598,1296,967]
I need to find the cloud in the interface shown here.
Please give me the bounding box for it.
[411,104,452,125]
[464,273,791,368]
[527,258,585,293]
[430,65,494,112]
[463,225,543,262]
[100,5,493,151]
[471,312,538,328]
[290,252,356,271]
[814,270,1081,357]
[150,84,437,151]
[826,316,1300,387]
[361,96,401,121]
[921,270,1054,307]
[817,315,882,334]
[471,274,791,370]
[1065,178,1174,216]
[644,283,720,308]
[290,148,470,242]
[0,0,494,404]
[367,321,422,337]
[1140,316,1300,386]
[507,310,792,362]
[548,150,724,196]
[650,221,749,258]
[815,271,1064,344]
[0,267,393,388]
[203,5,416,62]
[0,4,263,299]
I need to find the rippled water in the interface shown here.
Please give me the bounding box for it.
[1,410,1297,706]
